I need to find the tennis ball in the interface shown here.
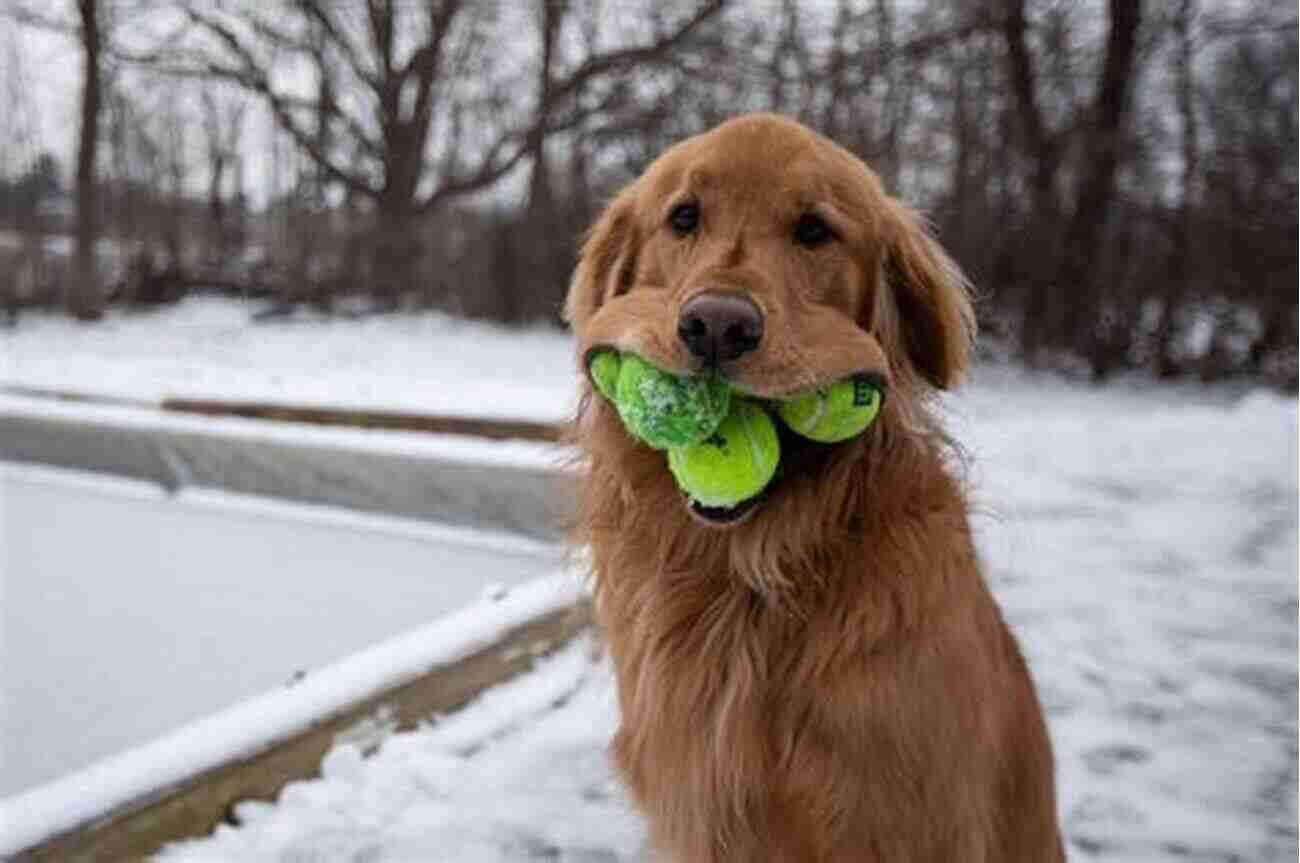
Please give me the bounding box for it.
[588,349,621,401]
[616,354,730,450]
[778,376,882,443]
[668,400,779,508]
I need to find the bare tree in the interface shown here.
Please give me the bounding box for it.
[8,0,109,318]
[3,0,1290,382]
[0,32,49,322]
[68,0,106,319]
[999,0,1144,369]
[170,0,721,307]
[1151,0,1199,377]
[1059,0,1144,377]
[5,0,177,317]
[200,86,247,264]
[998,0,1070,361]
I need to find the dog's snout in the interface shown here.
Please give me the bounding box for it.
[677,293,764,365]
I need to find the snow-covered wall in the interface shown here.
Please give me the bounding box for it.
[0,393,576,540]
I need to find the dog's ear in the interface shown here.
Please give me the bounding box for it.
[876,200,975,390]
[564,187,640,329]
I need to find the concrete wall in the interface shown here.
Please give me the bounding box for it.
[0,405,576,541]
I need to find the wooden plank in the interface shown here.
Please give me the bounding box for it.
[161,398,565,442]
[13,601,592,863]
[1,386,566,443]
[0,385,156,410]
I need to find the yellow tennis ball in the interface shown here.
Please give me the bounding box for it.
[668,400,779,508]
[778,376,882,443]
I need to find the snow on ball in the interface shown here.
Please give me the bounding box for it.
[614,353,730,450]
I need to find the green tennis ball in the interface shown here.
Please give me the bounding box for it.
[778,376,882,443]
[668,400,779,508]
[615,354,730,450]
[588,349,621,401]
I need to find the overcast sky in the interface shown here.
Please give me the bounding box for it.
[3,4,544,207]
[4,13,315,208]
[4,25,80,175]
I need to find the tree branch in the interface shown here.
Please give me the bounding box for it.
[548,0,725,105]
[291,0,379,90]
[179,5,378,198]
[420,129,532,212]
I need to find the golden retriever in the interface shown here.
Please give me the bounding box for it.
[565,113,1064,862]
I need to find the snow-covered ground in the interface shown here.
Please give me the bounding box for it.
[1,298,578,423]
[2,462,560,798]
[158,388,1297,863]
[3,299,1296,861]
[0,571,586,857]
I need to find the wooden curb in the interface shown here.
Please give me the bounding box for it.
[1,386,566,443]
[12,601,593,863]
[161,398,564,442]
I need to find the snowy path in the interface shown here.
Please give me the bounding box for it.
[160,390,1297,863]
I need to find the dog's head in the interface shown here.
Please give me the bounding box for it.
[567,114,973,576]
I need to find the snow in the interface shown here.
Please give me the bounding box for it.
[0,462,564,803]
[1,298,579,424]
[958,386,1297,861]
[2,300,1295,861]
[157,640,639,863]
[158,382,1295,863]
[0,549,584,856]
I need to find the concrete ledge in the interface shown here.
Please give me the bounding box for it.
[0,392,578,540]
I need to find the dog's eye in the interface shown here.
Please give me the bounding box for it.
[793,213,835,248]
[668,203,700,235]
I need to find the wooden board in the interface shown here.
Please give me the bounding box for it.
[12,601,592,863]
[2,385,565,442]
[161,397,564,442]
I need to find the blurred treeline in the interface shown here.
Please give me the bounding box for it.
[1,0,1295,384]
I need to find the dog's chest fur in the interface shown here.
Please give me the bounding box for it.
[604,579,817,859]
[596,562,985,862]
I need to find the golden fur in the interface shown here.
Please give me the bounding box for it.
[565,113,1064,862]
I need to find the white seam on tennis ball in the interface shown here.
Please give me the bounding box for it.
[798,391,827,434]
[740,405,765,470]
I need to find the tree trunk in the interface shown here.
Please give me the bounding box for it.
[822,0,854,141]
[527,0,562,220]
[1154,0,1198,378]
[70,0,104,320]
[947,39,972,245]
[1021,150,1065,363]
[373,189,417,311]
[1000,0,1061,365]
[518,0,565,322]
[875,0,902,192]
[1060,0,1143,373]
[207,153,226,259]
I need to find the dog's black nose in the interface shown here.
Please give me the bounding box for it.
[677,293,764,365]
